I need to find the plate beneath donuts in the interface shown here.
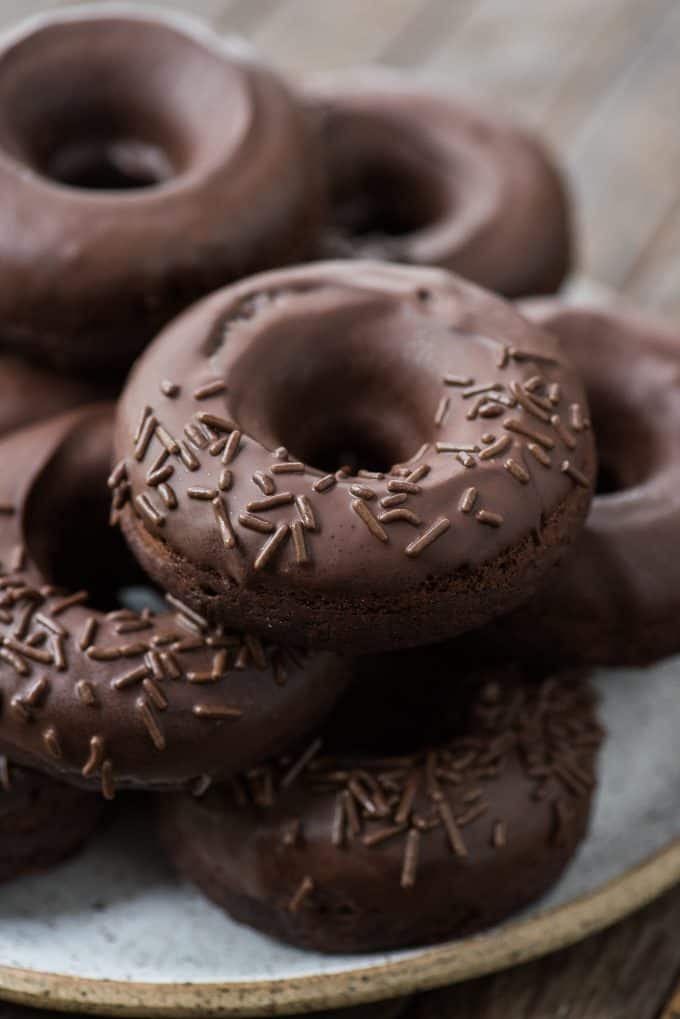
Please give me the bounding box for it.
[0,638,677,1016]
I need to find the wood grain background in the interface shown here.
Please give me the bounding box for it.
[1,1,679,1016]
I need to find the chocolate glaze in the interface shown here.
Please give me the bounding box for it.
[303,70,571,296]
[0,353,112,437]
[0,7,324,374]
[0,406,348,794]
[0,759,104,883]
[478,298,680,666]
[159,656,602,953]
[115,261,596,653]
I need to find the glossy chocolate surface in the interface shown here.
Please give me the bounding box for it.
[115,261,595,651]
[0,7,323,373]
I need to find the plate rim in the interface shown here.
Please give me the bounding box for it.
[0,837,677,1017]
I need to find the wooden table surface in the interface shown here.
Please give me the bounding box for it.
[2,1,679,1016]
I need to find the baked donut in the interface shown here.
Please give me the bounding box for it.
[159,655,602,952]
[0,353,111,437]
[0,757,104,883]
[304,70,571,296]
[480,297,680,666]
[0,7,323,374]
[0,406,348,795]
[114,261,596,653]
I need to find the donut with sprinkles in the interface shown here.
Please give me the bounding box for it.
[114,261,596,653]
[0,406,348,796]
[159,655,603,952]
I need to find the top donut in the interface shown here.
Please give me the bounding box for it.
[114,261,596,653]
[304,69,571,296]
[0,6,323,374]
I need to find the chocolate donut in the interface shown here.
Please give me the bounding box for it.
[0,406,348,795]
[304,70,571,296]
[480,297,680,666]
[159,657,602,952]
[0,757,104,882]
[0,353,111,437]
[0,7,323,374]
[114,261,596,653]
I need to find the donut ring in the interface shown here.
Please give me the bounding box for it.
[0,759,104,882]
[0,6,323,373]
[114,261,596,653]
[304,70,571,296]
[482,297,680,666]
[0,406,348,795]
[159,657,602,953]
[0,353,111,437]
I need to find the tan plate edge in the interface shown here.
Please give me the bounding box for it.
[0,838,678,1018]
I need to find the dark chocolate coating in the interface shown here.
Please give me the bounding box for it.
[0,760,104,883]
[303,70,571,296]
[159,658,602,953]
[0,7,323,374]
[0,406,349,794]
[479,297,680,666]
[0,353,112,437]
[114,261,596,653]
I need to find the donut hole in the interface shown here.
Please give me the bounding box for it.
[23,418,157,611]
[43,137,174,191]
[0,17,250,193]
[587,383,657,496]
[226,308,439,475]
[323,112,450,243]
[290,420,409,476]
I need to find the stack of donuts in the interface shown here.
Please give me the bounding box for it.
[0,5,674,955]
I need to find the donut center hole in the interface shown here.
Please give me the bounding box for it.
[44,138,174,191]
[40,492,155,612]
[24,422,160,611]
[293,428,405,476]
[595,459,623,496]
[226,307,437,476]
[587,384,657,496]
[331,159,443,239]
[323,113,449,244]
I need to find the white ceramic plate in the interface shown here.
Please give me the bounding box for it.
[0,659,677,1016]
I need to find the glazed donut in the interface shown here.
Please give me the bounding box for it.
[114,261,596,654]
[0,758,104,883]
[0,406,348,795]
[0,353,111,437]
[0,7,323,374]
[159,655,602,952]
[480,297,680,666]
[303,70,571,296]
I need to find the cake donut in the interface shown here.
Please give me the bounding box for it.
[304,70,571,296]
[114,261,596,653]
[0,757,104,883]
[0,406,348,795]
[0,7,323,374]
[0,354,111,437]
[482,297,680,666]
[159,656,603,952]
